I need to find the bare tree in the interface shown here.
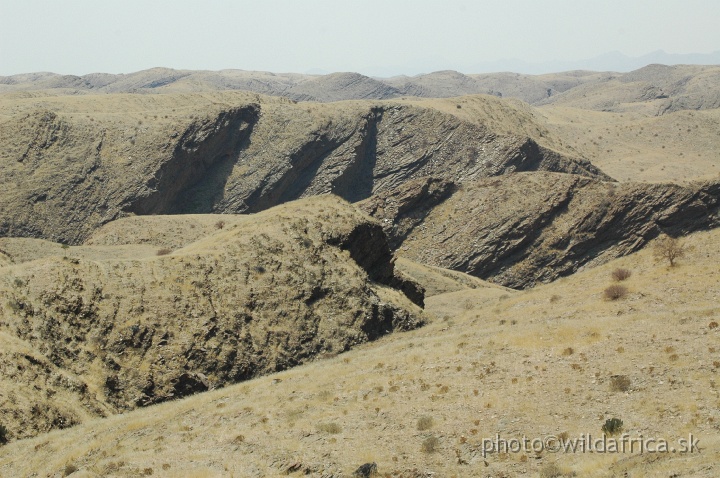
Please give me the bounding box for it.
[653,234,686,267]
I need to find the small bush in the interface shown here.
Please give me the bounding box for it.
[603,284,627,301]
[709,321,718,329]
[611,268,632,281]
[421,436,439,453]
[63,463,79,476]
[416,416,434,431]
[0,423,8,444]
[602,417,623,436]
[317,422,342,434]
[609,375,631,392]
[215,220,225,230]
[156,248,172,256]
[7,299,22,312]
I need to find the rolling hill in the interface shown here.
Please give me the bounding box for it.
[1,63,720,477]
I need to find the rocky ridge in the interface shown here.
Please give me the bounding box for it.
[0,196,424,440]
[0,92,602,245]
[365,172,720,288]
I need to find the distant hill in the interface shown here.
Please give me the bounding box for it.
[467,50,720,75]
[2,64,720,113]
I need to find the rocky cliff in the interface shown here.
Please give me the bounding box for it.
[0,92,603,244]
[367,172,720,288]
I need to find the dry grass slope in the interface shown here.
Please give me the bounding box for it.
[2,64,720,477]
[1,229,718,477]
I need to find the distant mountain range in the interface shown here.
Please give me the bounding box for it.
[3,63,720,115]
[472,50,720,75]
[357,50,720,77]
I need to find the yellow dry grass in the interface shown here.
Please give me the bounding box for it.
[539,106,720,184]
[1,228,718,477]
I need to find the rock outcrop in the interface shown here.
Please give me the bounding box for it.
[0,92,602,244]
[374,172,720,288]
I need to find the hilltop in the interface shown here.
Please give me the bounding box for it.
[0,90,601,245]
[1,88,718,287]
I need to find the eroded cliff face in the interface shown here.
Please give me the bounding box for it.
[2,92,719,294]
[377,173,720,288]
[0,196,424,441]
[0,94,604,244]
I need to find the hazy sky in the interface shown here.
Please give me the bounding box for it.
[1,0,718,76]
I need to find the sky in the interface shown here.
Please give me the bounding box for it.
[1,0,719,77]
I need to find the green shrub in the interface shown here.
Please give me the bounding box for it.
[602,417,623,436]
[0,423,8,444]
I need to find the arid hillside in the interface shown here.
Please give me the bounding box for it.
[0,90,602,245]
[0,196,424,441]
[1,63,720,477]
[1,228,718,477]
[1,88,718,289]
[361,173,720,288]
[538,106,720,183]
[537,64,720,114]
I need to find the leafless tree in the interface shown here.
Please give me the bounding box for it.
[653,234,686,267]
